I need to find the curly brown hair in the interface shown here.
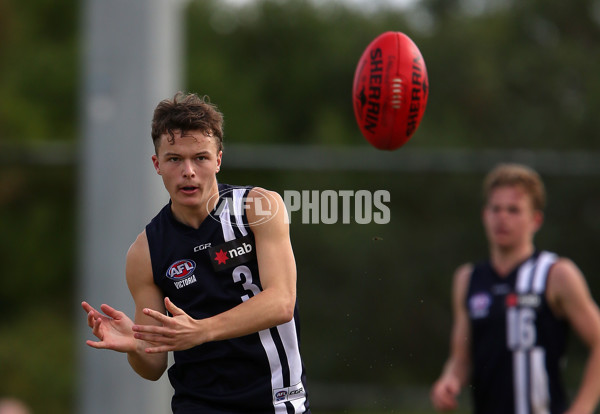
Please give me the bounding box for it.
[151,91,224,153]
[483,163,546,211]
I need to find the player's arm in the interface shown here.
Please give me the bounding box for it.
[208,188,297,334]
[131,188,297,352]
[124,231,169,380]
[547,258,600,414]
[430,263,473,412]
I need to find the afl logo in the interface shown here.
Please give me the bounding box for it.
[275,391,288,401]
[166,259,196,280]
[469,292,491,319]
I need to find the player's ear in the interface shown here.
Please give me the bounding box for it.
[152,154,161,175]
[533,210,544,232]
[216,151,222,173]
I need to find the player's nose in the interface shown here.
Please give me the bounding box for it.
[182,160,195,177]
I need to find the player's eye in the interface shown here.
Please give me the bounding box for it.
[508,206,520,214]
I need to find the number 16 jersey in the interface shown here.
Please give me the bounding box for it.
[466,250,568,414]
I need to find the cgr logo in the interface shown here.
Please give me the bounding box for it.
[289,387,304,396]
[166,259,196,280]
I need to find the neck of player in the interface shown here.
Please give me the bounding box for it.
[490,242,535,277]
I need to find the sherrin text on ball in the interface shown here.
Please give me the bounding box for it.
[352,31,429,150]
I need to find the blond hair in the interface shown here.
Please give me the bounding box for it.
[483,163,546,211]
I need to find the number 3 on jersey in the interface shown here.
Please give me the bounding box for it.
[507,307,536,350]
[232,265,261,302]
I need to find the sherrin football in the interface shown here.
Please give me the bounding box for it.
[352,31,429,150]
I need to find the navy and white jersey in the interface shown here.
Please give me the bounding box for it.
[145,184,310,414]
[466,251,568,414]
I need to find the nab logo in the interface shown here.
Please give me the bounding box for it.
[506,293,541,308]
[209,236,256,272]
[166,259,196,280]
[213,242,253,265]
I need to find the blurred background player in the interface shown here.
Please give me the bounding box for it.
[81,92,310,414]
[430,163,600,414]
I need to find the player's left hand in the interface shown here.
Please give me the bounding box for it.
[132,297,208,353]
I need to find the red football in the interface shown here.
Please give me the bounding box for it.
[352,31,429,150]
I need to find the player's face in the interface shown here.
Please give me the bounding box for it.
[152,130,222,210]
[482,185,542,251]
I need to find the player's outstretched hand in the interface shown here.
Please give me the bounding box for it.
[82,301,137,353]
[132,297,206,353]
[430,375,461,412]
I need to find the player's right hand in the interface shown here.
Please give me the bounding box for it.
[430,376,461,411]
[82,301,137,353]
